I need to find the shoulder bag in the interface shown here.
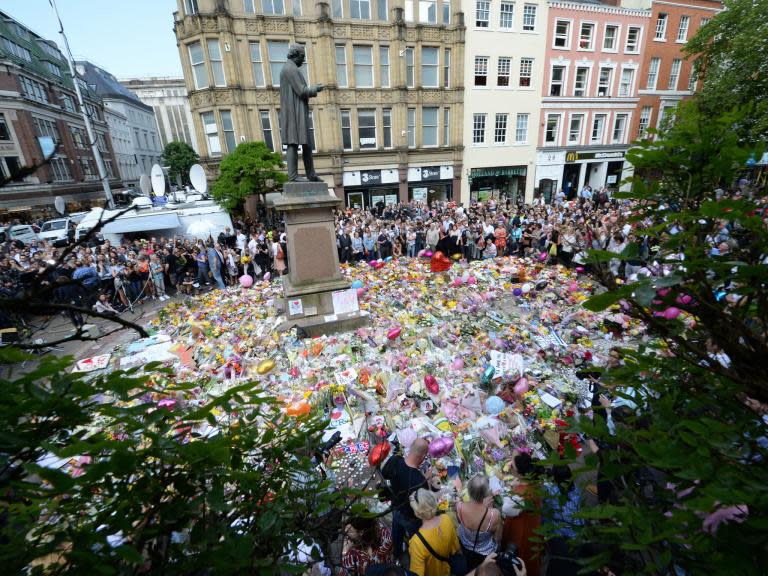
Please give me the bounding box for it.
[414,529,467,576]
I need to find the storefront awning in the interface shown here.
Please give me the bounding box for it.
[103,213,181,234]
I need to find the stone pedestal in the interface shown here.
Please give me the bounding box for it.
[272,181,369,336]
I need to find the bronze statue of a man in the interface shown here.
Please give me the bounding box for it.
[279,44,324,182]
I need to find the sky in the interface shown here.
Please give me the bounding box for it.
[2,0,182,78]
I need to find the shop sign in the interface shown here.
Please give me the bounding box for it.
[469,166,527,182]
[565,150,625,162]
[361,170,382,185]
[421,166,441,180]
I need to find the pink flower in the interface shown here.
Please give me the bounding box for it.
[702,505,749,534]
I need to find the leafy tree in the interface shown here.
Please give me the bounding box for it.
[162,141,199,186]
[560,101,768,574]
[211,142,287,212]
[685,0,768,144]
[1,350,361,574]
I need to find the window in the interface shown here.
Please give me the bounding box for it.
[612,113,627,143]
[405,0,414,20]
[443,48,451,88]
[405,47,415,87]
[0,113,10,141]
[625,26,641,52]
[200,112,220,156]
[38,41,61,60]
[340,109,352,149]
[591,114,606,143]
[249,42,265,86]
[353,45,373,87]
[244,0,256,12]
[603,25,618,50]
[268,41,289,86]
[263,0,285,14]
[472,113,486,144]
[332,0,343,17]
[407,108,416,147]
[443,0,451,23]
[2,38,32,62]
[688,62,698,91]
[188,43,208,89]
[259,110,273,150]
[476,1,490,27]
[474,56,488,86]
[619,68,634,96]
[646,57,660,89]
[494,113,508,143]
[380,46,390,87]
[420,0,437,23]
[351,0,372,18]
[500,2,515,29]
[44,61,62,77]
[515,113,528,142]
[9,22,30,42]
[70,126,86,148]
[206,40,226,86]
[336,45,348,87]
[549,65,565,96]
[358,109,376,148]
[32,117,60,140]
[568,114,583,144]
[655,13,668,40]
[50,157,72,181]
[184,0,198,15]
[597,67,612,96]
[422,107,438,146]
[421,47,439,87]
[700,17,710,28]
[544,114,559,144]
[443,107,450,146]
[522,4,536,31]
[676,15,690,42]
[579,22,595,49]
[574,66,588,96]
[668,58,682,89]
[497,57,511,86]
[637,105,652,137]
[19,76,49,104]
[519,58,532,86]
[378,0,388,20]
[383,108,392,148]
[134,128,140,147]
[221,110,236,153]
[554,20,570,47]
[79,157,97,180]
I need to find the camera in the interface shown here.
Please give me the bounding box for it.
[496,543,522,576]
[314,430,342,463]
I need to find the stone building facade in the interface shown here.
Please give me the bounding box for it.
[173,0,465,208]
[0,10,119,214]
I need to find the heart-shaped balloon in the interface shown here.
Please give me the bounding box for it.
[368,441,391,467]
[430,251,452,273]
[424,374,439,394]
[387,326,402,340]
[514,377,530,396]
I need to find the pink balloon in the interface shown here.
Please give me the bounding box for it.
[424,374,439,394]
[466,276,477,285]
[663,307,681,320]
[514,378,530,396]
[424,250,433,258]
[451,357,464,371]
[356,287,366,298]
[369,260,377,267]
[239,274,253,288]
[263,272,271,281]
[568,282,578,292]
[428,436,454,458]
[387,326,402,340]
[452,277,463,287]
[676,294,693,305]
[575,266,585,273]
[538,252,548,261]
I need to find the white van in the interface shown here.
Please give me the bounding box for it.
[4,225,40,245]
[39,218,75,246]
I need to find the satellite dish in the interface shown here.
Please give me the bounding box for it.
[151,164,165,196]
[54,196,65,215]
[189,164,207,194]
[139,174,152,196]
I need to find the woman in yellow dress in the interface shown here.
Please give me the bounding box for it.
[408,488,462,576]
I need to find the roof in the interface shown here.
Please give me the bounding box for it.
[77,60,153,112]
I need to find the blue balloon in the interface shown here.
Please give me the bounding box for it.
[385,256,393,262]
[485,395,505,415]
[351,280,364,289]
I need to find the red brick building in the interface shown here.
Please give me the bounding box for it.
[630,0,722,140]
[0,10,120,216]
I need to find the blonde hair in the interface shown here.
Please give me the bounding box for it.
[410,488,438,521]
[467,474,490,503]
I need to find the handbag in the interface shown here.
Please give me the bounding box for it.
[414,529,468,576]
[460,505,490,571]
